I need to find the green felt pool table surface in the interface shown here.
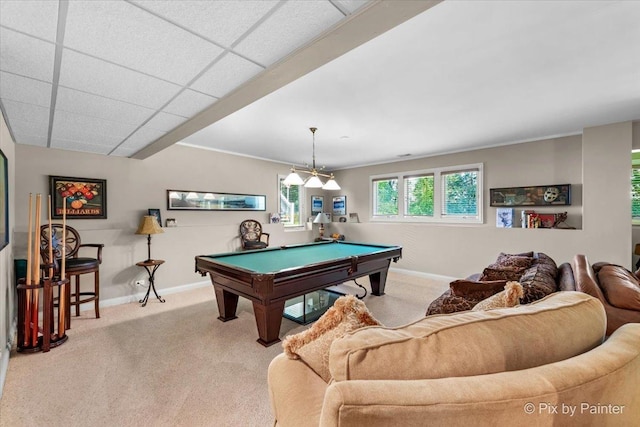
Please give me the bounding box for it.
[200,241,396,273]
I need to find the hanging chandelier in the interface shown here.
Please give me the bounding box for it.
[283,127,341,190]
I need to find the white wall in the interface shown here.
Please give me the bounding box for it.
[328,124,634,277]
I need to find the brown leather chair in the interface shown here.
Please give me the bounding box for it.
[40,224,103,327]
[239,219,269,250]
[571,254,640,335]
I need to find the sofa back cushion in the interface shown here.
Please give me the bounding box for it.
[597,265,640,311]
[329,292,605,382]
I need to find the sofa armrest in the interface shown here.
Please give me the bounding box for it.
[557,262,576,291]
[320,324,640,426]
[268,353,327,427]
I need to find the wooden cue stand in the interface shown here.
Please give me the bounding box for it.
[17,271,69,353]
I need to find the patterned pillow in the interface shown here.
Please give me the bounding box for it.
[449,279,508,299]
[479,266,524,281]
[495,253,534,269]
[426,289,484,315]
[519,253,558,304]
[282,295,381,382]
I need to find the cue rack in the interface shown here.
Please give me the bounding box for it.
[16,193,69,353]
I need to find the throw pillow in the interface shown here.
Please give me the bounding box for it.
[495,252,534,269]
[282,295,381,382]
[479,266,524,281]
[449,279,507,299]
[518,253,558,304]
[597,265,640,311]
[472,281,524,311]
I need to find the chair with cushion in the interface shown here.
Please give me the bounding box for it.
[40,224,103,328]
[239,219,269,250]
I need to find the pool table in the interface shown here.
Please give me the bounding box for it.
[195,241,402,346]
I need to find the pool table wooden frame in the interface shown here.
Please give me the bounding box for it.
[195,241,402,347]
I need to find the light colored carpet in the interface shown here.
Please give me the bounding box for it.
[0,270,449,427]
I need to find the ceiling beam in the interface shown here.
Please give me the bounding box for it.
[131,0,442,160]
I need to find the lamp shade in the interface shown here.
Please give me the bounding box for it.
[283,171,304,186]
[313,213,332,224]
[304,175,324,188]
[322,177,341,190]
[136,215,164,235]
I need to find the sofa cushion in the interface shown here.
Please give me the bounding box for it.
[449,279,507,299]
[495,252,534,269]
[330,292,605,382]
[282,295,380,382]
[597,265,640,311]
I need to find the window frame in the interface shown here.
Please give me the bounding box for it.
[370,163,483,224]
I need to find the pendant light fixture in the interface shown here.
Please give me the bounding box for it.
[283,127,341,190]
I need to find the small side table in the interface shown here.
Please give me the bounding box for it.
[136,259,166,307]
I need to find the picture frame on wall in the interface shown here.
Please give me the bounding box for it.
[332,195,346,216]
[489,184,571,207]
[311,195,323,215]
[49,175,107,219]
[0,149,8,251]
[148,208,162,227]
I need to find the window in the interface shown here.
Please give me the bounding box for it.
[373,178,398,216]
[633,164,640,224]
[279,176,304,228]
[371,163,483,223]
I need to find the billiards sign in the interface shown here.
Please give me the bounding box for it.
[49,176,107,219]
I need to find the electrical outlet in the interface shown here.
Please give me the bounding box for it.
[135,279,145,286]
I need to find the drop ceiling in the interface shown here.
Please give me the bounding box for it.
[1,0,639,170]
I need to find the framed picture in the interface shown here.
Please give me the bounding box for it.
[332,196,346,216]
[0,149,8,251]
[311,195,324,215]
[49,175,107,219]
[167,190,266,211]
[489,184,571,207]
[148,208,162,227]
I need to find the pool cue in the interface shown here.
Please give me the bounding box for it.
[24,193,33,346]
[32,194,41,346]
[48,195,53,278]
[59,197,67,334]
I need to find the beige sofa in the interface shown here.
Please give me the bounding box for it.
[268,292,640,426]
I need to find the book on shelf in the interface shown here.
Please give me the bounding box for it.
[521,211,562,228]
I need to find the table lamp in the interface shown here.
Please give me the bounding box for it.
[635,243,640,269]
[313,213,331,238]
[136,215,163,262]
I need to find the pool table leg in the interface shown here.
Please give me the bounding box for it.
[214,286,239,322]
[253,300,286,347]
[369,270,388,296]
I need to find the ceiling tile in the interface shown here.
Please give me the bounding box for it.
[49,138,113,155]
[110,146,138,157]
[0,28,55,82]
[56,86,155,126]
[118,126,166,152]
[52,110,137,146]
[190,52,263,98]
[1,98,50,129]
[145,111,188,133]
[0,0,59,42]
[58,49,181,109]
[131,0,279,48]
[0,72,52,108]
[64,0,224,85]
[233,1,344,66]
[9,129,48,147]
[163,89,217,117]
[332,0,370,14]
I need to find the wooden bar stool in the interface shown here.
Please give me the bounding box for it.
[40,224,103,328]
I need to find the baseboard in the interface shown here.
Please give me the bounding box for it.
[390,267,456,282]
[76,280,211,313]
